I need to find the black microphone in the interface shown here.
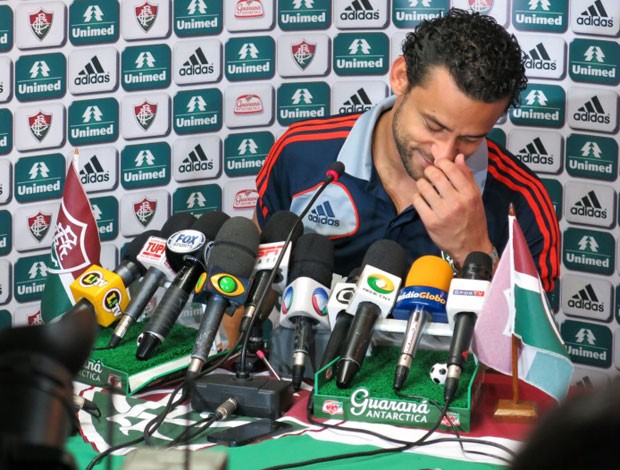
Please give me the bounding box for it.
[279,233,334,390]
[186,217,260,378]
[135,211,230,360]
[109,213,197,348]
[336,239,407,389]
[320,267,361,370]
[239,211,303,334]
[444,251,493,405]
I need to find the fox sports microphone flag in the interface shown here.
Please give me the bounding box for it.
[472,212,573,402]
[41,150,102,324]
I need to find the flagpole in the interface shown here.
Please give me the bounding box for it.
[511,334,520,404]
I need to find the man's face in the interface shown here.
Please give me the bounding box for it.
[392,66,509,180]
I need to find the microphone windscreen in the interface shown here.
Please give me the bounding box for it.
[261,210,303,245]
[288,233,334,286]
[208,217,260,277]
[192,210,231,239]
[329,161,345,179]
[361,239,408,279]
[405,256,453,291]
[461,251,493,280]
[160,212,197,238]
[121,230,161,274]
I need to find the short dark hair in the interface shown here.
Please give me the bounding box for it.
[401,8,527,109]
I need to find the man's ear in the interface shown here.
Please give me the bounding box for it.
[390,56,409,96]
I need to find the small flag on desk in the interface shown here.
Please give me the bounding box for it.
[472,212,574,402]
[40,149,101,323]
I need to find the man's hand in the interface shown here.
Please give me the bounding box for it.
[412,153,493,268]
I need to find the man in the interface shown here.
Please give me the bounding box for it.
[256,9,560,294]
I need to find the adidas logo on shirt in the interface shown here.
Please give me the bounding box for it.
[309,201,340,226]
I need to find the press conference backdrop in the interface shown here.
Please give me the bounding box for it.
[0,0,618,386]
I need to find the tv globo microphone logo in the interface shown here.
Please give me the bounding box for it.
[366,273,395,295]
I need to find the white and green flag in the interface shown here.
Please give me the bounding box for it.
[40,151,101,323]
[472,213,574,402]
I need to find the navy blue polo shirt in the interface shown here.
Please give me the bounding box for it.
[256,97,559,292]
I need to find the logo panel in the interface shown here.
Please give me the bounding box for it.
[172,185,222,217]
[14,254,49,303]
[69,0,120,45]
[332,81,388,115]
[120,189,169,236]
[224,0,275,32]
[224,131,273,177]
[507,130,563,174]
[121,44,171,91]
[567,87,618,133]
[563,227,615,275]
[333,33,389,76]
[120,0,171,39]
[69,47,118,95]
[174,0,222,36]
[15,203,59,252]
[561,319,612,368]
[173,39,222,85]
[392,0,448,28]
[562,274,612,321]
[15,53,66,102]
[173,136,221,182]
[120,142,171,189]
[565,181,616,228]
[277,34,330,77]
[335,0,388,29]
[569,38,619,86]
[91,196,119,241]
[278,0,331,31]
[540,178,563,221]
[0,109,12,156]
[173,88,222,135]
[68,97,119,146]
[224,36,275,81]
[222,178,258,218]
[15,103,66,152]
[78,147,117,192]
[510,84,565,128]
[570,0,618,37]
[224,83,274,128]
[512,0,568,32]
[277,82,330,126]
[565,133,618,181]
[0,6,14,53]
[16,2,66,49]
[121,93,170,139]
[520,35,566,79]
[15,153,65,203]
[0,211,11,256]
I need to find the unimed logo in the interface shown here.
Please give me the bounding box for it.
[174,0,222,37]
[561,319,611,368]
[172,185,221,217]
[173,89,222,135]
[68,98,119,146]
[0,6,13,52]
[121,44,171,91]
[0,211,12,256]
[540,178,563,220]
[14,254,48,303]
[0,110,12,156]
[69,0,119,45]
[510,84,565,128]
[333,33,389,76]
[15,154,64,203]
[278,0,331,31]
[563,227,615,275]
[277,82,329,126]
[224,131,272,177]
[225,36,275,81]
[90,196,118,241]
[512,0,568,32]
[121,142,170,189]
[15,53,66,102]
[569,38,619,85]
[566,133,618,181]
[391,0,447,28]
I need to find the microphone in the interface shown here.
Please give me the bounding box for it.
[135,211,230,360]
[239,211,304,335]
[186,217,259,378]
[444,251,493,405]
[336,239,407,389]
[320,267,361,370]
[392,256,454,390]
[109,213,197,348]
[69,231,153,327]
[279,233,334,390]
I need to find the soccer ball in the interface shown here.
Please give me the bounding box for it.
[430,362,448,385]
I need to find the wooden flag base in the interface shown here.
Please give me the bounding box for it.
[493,398,538,423]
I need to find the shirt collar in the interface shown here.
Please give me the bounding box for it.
[337,95,488,192]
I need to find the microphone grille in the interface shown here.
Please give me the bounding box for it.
[288,233,334,286]
[160,212,197,238]
[261,210,303,245]
[405,255,453,291]
[361,239,408,279]
[208,217,260,278]
[461,251,493,281]
[192,210,231,240]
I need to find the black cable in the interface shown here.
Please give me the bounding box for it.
[85,435,144,470]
